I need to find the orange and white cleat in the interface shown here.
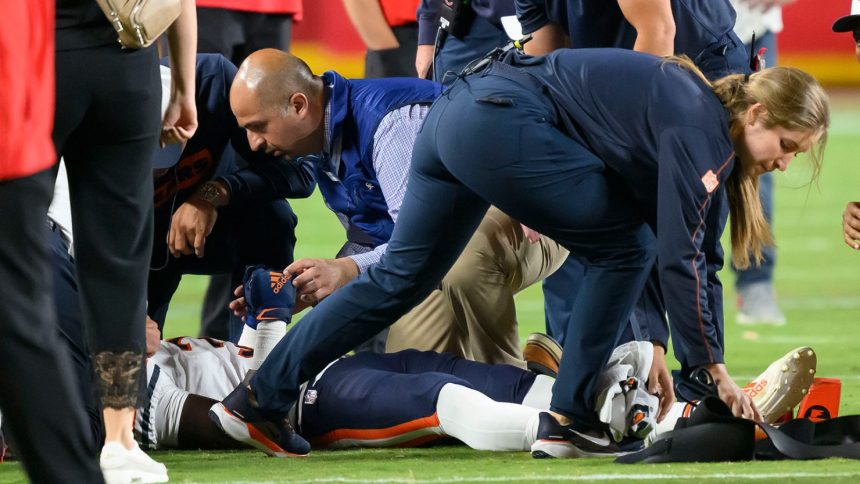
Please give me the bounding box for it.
[742,346,817,423]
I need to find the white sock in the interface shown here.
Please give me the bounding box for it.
[254,320,286,369]
[654,401,696,437]
[436,383,541,451]
[237,325,257,351]
[521,375,554,410]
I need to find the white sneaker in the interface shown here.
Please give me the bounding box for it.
[100,441,168,484]
[742,347,817,423]
[736,282,786,326]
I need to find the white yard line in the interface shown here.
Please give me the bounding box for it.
[213,471,860,484]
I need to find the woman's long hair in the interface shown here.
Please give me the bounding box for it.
[663,56,830,269]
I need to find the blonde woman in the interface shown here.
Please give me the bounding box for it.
[210,47,829,459]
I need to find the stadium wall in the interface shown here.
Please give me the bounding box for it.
[290,0,860,85]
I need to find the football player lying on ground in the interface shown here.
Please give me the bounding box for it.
[139,266,658,455]
[25,232,814,459]
[137,268,815,455]
[39,227,655,455]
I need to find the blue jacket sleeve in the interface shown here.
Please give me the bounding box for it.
[656,127,734,368]
[516,0,550,35]
[418,0,440,45]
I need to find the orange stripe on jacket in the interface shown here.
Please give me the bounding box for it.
[689,151,735,364]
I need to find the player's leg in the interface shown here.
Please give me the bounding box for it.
[441,206,569,367]
[364,349,546,406]
[299,355,541,451]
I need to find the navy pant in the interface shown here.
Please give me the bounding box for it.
[300,350,535,443]
[148,198,297,341]
[733,30,777,288]
[544,30,751,345]
[252,70,654,427]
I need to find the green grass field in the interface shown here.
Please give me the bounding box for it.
[3,94,860,483]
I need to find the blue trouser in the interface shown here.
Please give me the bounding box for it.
[733,30,777,288]
[433,15,510,86]
[252,68,654,427]
[147,198,297,341]
[543,30,751,346]
[299,350,535,441]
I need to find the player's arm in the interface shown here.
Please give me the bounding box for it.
[343,0,399,50]
[617,0,675,57]
[177,394,245,449]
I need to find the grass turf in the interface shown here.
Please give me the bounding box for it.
[2,96,860,483]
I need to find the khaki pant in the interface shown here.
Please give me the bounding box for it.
[386,207,569,368]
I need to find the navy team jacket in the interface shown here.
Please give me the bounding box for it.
[153,54,315,267]
[516,0,738,63]
[314,71,441,248]
[500,49,735,368]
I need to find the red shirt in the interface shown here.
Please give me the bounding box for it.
[380,0,420,28]
[195,0,303,19]
[0,0,56,180]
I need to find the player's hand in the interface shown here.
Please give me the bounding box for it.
[705,363,762,421]
[648,343,675,422]
[415,44,435,79]
[520,223,542,244]
[161,93,198,146]
[145,316,161,357]
[285,257,360,305]
[229,284,247,318]
[842,201,860,250]
[167,197,218,258]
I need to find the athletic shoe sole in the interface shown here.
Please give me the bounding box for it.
[209,403,307,458]
[531,439,628,459]
[102,469,168,484]
[743,346,816,423]
[524,333,562,377]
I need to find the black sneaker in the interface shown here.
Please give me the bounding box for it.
[531,412,642,458]
[209,383,310,457]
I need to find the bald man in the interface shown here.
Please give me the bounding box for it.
[227,49,567,364]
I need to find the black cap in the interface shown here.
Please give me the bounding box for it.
[833,0,860,32]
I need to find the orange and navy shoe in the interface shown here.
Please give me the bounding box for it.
[742,346,817,424]
[209,383,310,458]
